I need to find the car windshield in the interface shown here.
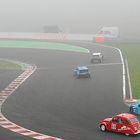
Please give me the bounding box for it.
[130,117,139,124]
[80,69,88,73]
[93,55,100,57]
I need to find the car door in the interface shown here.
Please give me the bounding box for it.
[119,119,131,134]
[111,117,119,132]
[111,117,123,132]
[116,118,126,133]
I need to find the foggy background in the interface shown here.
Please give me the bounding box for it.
[0,0,140,39]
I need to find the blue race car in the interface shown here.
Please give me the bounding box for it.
[130,103,140,115]
[74,66,90,78]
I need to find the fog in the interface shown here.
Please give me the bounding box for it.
[0,0,140,38]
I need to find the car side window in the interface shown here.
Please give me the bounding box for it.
[118,118,123,124]
[123,119,130,125]
[112,117,118,123]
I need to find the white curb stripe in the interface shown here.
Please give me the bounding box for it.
[19,132,36,136]
[11,128,28,132]
[7,126,21,129]
[87,62,122,67]
[1,124,16,128]
[33,135,50,139]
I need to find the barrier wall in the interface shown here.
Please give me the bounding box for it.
[0,32,93,41]
[0,32,139,42]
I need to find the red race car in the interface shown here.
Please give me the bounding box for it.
[99,113,140,136]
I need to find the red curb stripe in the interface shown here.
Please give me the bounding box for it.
[7,126,21,130]
[0,93,9,95]
[0,123,13,125]
[17,130,31,134]
[0,95,7,97]
[0,119,7,122]
[29,133,43,137]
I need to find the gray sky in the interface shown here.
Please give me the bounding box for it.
[0,0,140,37]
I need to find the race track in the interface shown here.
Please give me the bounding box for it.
[0,41,140,140]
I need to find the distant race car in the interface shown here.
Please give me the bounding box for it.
[74,66,90,78]
[91,52,103,63]
[130,103,140,115]
[99,113,140,136]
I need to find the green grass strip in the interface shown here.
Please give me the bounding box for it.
[0,59,26,70]
[0,40,89,53]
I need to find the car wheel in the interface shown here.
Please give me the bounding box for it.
[100,124,106,132]
[125,133,130,136]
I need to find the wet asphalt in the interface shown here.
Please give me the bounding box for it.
[0,41,139,140]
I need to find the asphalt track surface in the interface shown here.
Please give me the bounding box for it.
[0,41,140,140]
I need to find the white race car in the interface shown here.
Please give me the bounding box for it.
[91,52,103,63]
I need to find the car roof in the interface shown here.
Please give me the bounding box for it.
[131,103,140,107]
[77,66,88,70]
[92,52,101,55]
[116,113,136,120]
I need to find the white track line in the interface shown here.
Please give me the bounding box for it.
[125,59,133,99]
[114,47,126,101]
[0,63,63,140]
[87,62,122,67]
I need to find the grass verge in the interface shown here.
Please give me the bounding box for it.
[0,59,24,70]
